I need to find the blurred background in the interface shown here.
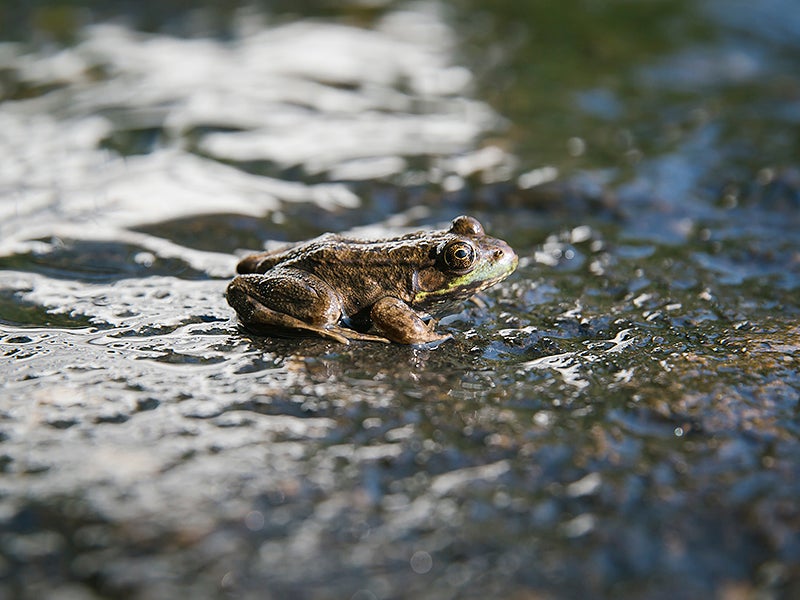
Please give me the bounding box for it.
[1,1,799,599]
[3,0,799,239]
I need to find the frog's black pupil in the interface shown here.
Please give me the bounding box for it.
[444,242,475,270]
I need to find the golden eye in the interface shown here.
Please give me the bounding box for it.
[443,241,476,271]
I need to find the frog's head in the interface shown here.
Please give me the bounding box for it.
[412,215,518,312]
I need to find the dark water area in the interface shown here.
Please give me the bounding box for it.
[1,1,799,599]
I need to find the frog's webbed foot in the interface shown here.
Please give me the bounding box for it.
[370,297,452,345]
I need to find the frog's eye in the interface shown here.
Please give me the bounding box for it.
[443,241,476,271]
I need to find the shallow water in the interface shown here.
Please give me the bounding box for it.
[1,1,799,599]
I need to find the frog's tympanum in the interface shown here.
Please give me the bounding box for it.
[226,215,518,345]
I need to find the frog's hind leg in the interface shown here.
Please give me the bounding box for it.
[227,271,353,344]
[241,301,351,344]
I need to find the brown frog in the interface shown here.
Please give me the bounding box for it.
[226,215,517,345]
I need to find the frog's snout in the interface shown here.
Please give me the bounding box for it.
[493,241,518,273]
[493,245,514,261]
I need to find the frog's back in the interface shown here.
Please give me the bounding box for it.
[283,234,440,315]
[239,231,437,272]
[235,231,441,317]
[236,234,340,274]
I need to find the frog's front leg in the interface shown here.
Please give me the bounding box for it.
[227,269,353,343]
[370,297,452,345]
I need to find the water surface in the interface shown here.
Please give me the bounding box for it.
[1,1,799,598]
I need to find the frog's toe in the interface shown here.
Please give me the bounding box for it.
[327,326,391,344]
[316,327,352,344]
[409,332,453,348]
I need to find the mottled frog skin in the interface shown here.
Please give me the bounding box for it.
[226,215,518,345]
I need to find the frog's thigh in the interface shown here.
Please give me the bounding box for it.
[227,271,347,342]
[370,297,452,345]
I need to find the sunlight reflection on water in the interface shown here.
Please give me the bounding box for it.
[0,6,510,258]
[519,329,636,389]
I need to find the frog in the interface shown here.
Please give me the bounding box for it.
[226,215,518,345]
